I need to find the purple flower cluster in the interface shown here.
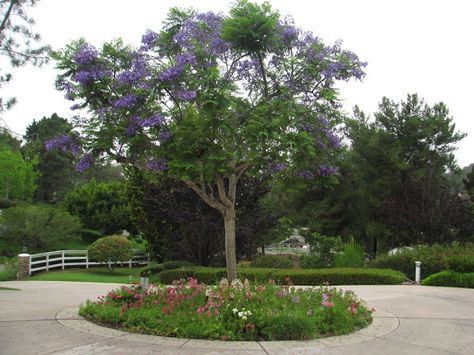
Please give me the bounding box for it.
[141,30,159,50]
[70,103,81,111]
[44,135,80,156]
[146,157,168,172]
[323,128,342,149]
[177,90,197,101]
[73,44,98,65]
[159,65,183,82]
[56,79,76,101]
[113,94,139,109]
[138,114,165,128]
[268,161,288,173]
[74,67,106,86]
[75,154,94,172]
[117,56,148,84]
[316,164,337,177]
[158,130,171,142]
[296,170,314,179]
[176,53,197,67]
[174,12,229,57]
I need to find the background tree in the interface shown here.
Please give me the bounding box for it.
[23,113,76,202]
[62,180,132,235]
[52,1,365,279]
[0,205,81,255]
[129,171,276,265]
[0,0,50,112]
[0,144,37,200]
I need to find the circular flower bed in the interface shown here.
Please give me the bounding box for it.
[79,278,374,341]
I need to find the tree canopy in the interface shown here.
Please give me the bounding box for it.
[51,1,365,279]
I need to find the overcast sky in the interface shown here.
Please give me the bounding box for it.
[1,0,473,166]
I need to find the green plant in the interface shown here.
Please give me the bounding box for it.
[445,255,474,273]
[79,278,373,340]
[334,239,366,268]
[0,257,17,281]
[0,205,82,255]
[250,255,293,269]
[80,228,103,243]
[301,233,343,269]
[87,235,133,270]
[158,266,405,286]
[162,260,195,270]
[422,270,474,288]
[140,263,164,277]
[369,243,474,280]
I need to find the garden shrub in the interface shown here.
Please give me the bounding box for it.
[422,270,474,288]
[162,260,195,270]
[445,255,474,273]
[87,235,133,269]
[0,256,17,281]
[300,253,324,269]
[158,267,405,285]
[334,239,366,268]
[140,263,164,277]
[80,228,103,243]
[369,243,474,280]
[250,255,293,269]
[300,234,343,269]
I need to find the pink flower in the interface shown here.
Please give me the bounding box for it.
[322,301,335,308]
[197,307,204,314]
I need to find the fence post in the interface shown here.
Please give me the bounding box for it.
[129,258,132,268]
[46,253,49,272]
[17,254,31,279]
[62,251,65,270]
[86,250,89,269]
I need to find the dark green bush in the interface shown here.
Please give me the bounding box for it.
[87,235,133,269]
[140,263,164,277]
[300,253,324,269]
[334,239,366,268]
[162,260,195,270]
[422,270,474,288]
[158,267,405,285]
[369,243,474,280]
[80,228,103,243]
[250,255,293,269]
[446,255,474,273]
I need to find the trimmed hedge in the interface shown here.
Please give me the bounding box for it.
[369,244,474,280]
[250,255,294,269]
[446,256,474,273]
[422,270,474,288]
[158,266,405,285]
[140,263,164,277]
[162,260,195,270]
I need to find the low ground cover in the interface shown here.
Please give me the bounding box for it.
[80,278,373,340]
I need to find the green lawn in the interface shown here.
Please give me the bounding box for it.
[28,267,146,283]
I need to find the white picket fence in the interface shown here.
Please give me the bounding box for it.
[28,249,149,275]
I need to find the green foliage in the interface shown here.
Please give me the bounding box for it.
[369,243,474,280]
[140,263,164,277]
[79,279,373,340]
[0,256,17,281]
[87,235,133,269]
[0,205,81,255]
[250,255,293,269]
[445,255,474,273]
[63,180,132,235]
[221,0,280,53]
[158,266,405,285]
[0,149,37,201]
[300,233,343,269]
[80,228,103,244]
[162,260,195,270]
[334,239,366,268]
[422,270,474,288]
[23,114,76,203]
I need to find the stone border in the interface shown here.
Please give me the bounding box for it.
[55,306,399,352]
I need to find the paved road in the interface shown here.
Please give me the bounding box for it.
[0,281,473,354]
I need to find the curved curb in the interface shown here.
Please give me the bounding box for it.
[55,306,400,352]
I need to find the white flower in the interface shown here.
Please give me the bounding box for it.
[238,311,244,317]
[232,308,238,314]
[242,315,247,320]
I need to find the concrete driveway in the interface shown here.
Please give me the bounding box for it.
[0,281,473,354]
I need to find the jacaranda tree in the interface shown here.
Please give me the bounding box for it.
[51,1,365,280]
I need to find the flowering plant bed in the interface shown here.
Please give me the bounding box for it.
[79,278,373,340]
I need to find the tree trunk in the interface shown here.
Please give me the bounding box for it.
[223,206,237,281]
